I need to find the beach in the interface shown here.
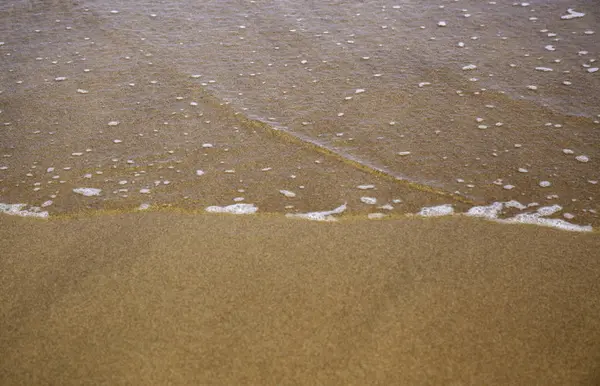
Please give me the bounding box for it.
[1,213,600,384]
[1,0,600,383]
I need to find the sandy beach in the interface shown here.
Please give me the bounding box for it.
[1,1,600,384]
[1,213,599,385]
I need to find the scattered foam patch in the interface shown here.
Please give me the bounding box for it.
[357,184,375,190]
[0,203,48,218]
[205,203,258,215]
[463,201,591,232]
[537,205,562,217]
[286,203,347,222]
[279,190,297,198]
[360,197,377,205]
[73,187,102,196]
[561,9,585,20]
[137,203,151,211]
[466,202,503,219]
[418,204,454,217]
[575,155,589,163]
[504,200,527,210]
[501,214,591,232]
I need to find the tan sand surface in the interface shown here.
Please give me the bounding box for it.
[1,213,599,385]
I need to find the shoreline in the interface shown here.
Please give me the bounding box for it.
[1,201,596,233]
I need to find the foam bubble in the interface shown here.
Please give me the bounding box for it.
[466,202,503,219]
[504,200,527,210]
[286,203,346,222]
[501,214,591,232]
[0,203,48,218]
[205,203,258,214]
[279,190,297,198]
[561,9,585,20]
[418,204,454,217]
[73,187,101,196]
[360,197,377,205]
[537,205,562,216]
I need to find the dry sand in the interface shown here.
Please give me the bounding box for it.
[1,213,599,385]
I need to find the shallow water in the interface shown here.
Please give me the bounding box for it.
[0,0,598,227]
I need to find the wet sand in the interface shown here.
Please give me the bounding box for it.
[1,213,599,385]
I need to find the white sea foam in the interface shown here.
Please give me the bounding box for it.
[137,203,151,210]
[537,205,562,216]
[286,203,346,222]
[501,214,591,232]
[462,201,591,232]
[360,197,377,205]
[466,202,503,219]
[73,187,102,196]
[561,9,585,20]
[279,190,297,198]
[357,184,375,190]
[504,200,527,210]
[205,203,258,214]
[418,204,454,217]
[0,203,48,218]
